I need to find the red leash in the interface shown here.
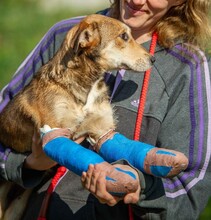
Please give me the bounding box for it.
[133,32,158,141]
[129,32,158,220]
[37,166,67,220]
[37,32,158,220]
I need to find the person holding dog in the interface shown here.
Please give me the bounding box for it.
[0,0,211,219]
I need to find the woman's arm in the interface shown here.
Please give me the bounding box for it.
[136,44,211,219]
[0,16,84,187]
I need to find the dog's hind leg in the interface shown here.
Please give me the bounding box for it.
[0,182,14,220]
[2,188,32,220]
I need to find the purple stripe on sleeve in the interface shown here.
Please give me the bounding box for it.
[164,46,211,198]
[176,45,204,171]
[0,143,11,161]
[167,49,196,168]
[9,18,83,90]
[11,26,72,94]
[0,17,84,112]
[0,96,10,112]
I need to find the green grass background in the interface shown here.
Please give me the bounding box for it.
[0,0,99,88]
[0,1,211,219]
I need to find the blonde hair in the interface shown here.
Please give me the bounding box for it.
[109,0,211,50]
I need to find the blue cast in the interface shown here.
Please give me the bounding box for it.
[43,136,104,176]
[99,133,153,172]
[43,135,138,196]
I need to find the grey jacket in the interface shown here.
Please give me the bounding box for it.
[0,10,210,220]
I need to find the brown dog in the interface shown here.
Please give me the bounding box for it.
[0,14,153,219]
[0,14,153,153]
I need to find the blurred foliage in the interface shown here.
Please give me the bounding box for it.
[0,1,211,219]
[0,0,101,88]
[199,198,211,220]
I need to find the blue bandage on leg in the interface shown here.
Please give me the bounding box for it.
[43,137,104,176]
[43,135,139,196]
[99,133,175,177]
[99,133,153,172]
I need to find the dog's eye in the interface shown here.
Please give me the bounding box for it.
[119,32,129,41]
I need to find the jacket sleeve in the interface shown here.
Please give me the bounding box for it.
[0,143,45,188]
[133,46,211,220]
[0,17,83,187]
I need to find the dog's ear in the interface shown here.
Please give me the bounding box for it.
[71,21,101,55]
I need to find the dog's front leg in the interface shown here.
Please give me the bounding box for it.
[74,99,116,147]
[73,77,116,145]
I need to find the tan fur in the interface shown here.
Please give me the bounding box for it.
[3,189,32,220]
[0,14,153,219]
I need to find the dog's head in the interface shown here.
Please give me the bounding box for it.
[65,14,154,72]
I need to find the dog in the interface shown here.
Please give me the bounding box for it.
[0,14,153,219]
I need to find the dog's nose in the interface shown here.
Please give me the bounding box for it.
[150,56,156,64]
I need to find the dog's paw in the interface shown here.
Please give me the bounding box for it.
[40,125,72,146]
[40,124,53,137]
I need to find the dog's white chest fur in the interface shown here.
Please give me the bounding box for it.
[83,78,105,112]
[53,77,114,141]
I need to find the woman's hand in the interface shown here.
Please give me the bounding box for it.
[24,128,57,170]
[81,163,141,206]
[24,128,85,171]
